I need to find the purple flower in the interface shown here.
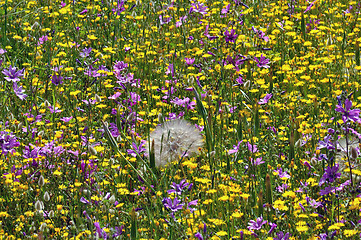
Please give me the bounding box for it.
[112,226,124,238]
[2,65,24,83]
[60,116,73,122]
[167,179,192,195]
[224,29,238,43]
[94,222,108,239]
[254,54,270,68]
[268,222,277,234]
[274,231,290,240]
[51,73,63,85]
[304,0,316,13]
[221,4,230,15]
[190,2,208,15]
[80,197,90,204]
[246,142,258,153]
[194,232,204,240]
[247,216,267,231]
[252,27,269,42]
[185,57,195,65]
[335,98,361,123]
[274,168,291,179]
[127,141,146,157]
[0,49,7,55]
[319,164,341,186]
[317,135,335,150]
[0,131,20,156]
[162,197,184,212]
[80,47,92,58]
[159,15,172,25]
[251,157,264,166]
[228,141,241,154]
[258,93,272,105]
[13,83,27,100]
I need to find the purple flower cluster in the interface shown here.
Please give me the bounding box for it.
[0,131,20,156]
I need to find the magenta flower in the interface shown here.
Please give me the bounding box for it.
[185,57,195,65]
[258,93,272,105]
[2,65,24,83]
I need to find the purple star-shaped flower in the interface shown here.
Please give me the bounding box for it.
[167,179,192,195]
[162,197,184,212]
[247,216,267,231]
[224,29,238,43]
[335,98,361,123]
[254,54,270,68]
[319,164,341,186]
[2,65,24,83]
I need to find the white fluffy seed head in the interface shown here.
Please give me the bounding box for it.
[148,119,203,167]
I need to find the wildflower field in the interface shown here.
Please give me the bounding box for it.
[1,0,361,239]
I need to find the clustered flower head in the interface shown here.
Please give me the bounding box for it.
[149,119,203,167]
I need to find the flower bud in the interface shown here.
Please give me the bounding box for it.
[116,135,122,142]
[95,94,102,102]
[88,145,97,155]
[48,210,54,218]
[35,200,43,211]
[350,146,359,159]
[127,112,136,122]
[44,100,51,107]
[44,192,50,202]
[38,175,45,187]
[39,223,47,232]
[265,174,272,205]
[158,113,164,123]
[109,195,116,204]
[244,80,251,89]
[295,139,302,148]
[38,131,45,137]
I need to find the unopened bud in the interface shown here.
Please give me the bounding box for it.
[17,122,23,130]
[95,94,102,102]
[109,195,116,204]
[35,200,43,211]
[44,100,51,107]
[158,113,164,123]
[265,174,272,205]
[44,192,50,202]
[244,80,251,89]
[38,131,45,137]
[116,135,122,142]
[48,210,54,218]
[295,139,302,148]
[127,112,136,122]
[39,223,47,232]
[38,175,45,187]
[88,145,97,155]
[350,146,359,159]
